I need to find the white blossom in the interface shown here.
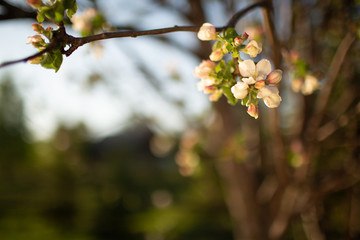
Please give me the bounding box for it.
[231,82,249,99]
[238,59,271,85]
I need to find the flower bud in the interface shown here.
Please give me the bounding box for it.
[242,32,249,40]
[247,104,259,119]
[209,49,223,61]
[27,0,43,8]
[197,23,217,41]
[255,80,265,89]
[32,23,44,34]
[26,35,46,49]
[234,37,243,47]
[231,82,249,99]
[266,69,283,84]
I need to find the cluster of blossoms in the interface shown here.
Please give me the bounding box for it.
[193,23,283,119]
[284,50,320,95]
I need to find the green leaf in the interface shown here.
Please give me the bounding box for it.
[222,86,238,106]
[215,60,226,73]
[52,1,65,23]
[37,11,45,23]
[64,0,78,18]
[41,49,63,72]
[224,28,238,41]
[232,51,239,58]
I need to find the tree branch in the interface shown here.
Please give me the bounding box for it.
[0,1,270,70]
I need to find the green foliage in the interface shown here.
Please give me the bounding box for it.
[36,0,77,23]
[41,49,63,72]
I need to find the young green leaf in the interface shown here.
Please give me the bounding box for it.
[41,49,63,72]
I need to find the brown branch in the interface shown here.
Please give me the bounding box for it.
[0,1,270,70]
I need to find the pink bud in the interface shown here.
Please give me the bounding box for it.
[247,104,259,119]
[255,80,265,89]
[27,0,43,8]
[32,23,44,33]
[266,69,283,84]
[209,49,223,61]
[234,37,243,47]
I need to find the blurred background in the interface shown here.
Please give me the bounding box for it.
[0,0,359,239]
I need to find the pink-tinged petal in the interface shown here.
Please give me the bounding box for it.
[239,59,256,77]
[266,69,283,84]
[257,85,279,98]
[209,49,223,61]
[247,104,259,119]
[231,82,249,99]
[263,94,282,108]
[256,59,272,76]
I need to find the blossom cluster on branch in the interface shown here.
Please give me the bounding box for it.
[194,23,283,119]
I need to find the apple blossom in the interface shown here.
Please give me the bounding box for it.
[244,40,262,57]
[193,60,216,79]
[238,59,271,85]
[231,81,249,99]
[301,74,319,95]
[71,8,98,33]
[257,85,282,108]
[197,23,217,41]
